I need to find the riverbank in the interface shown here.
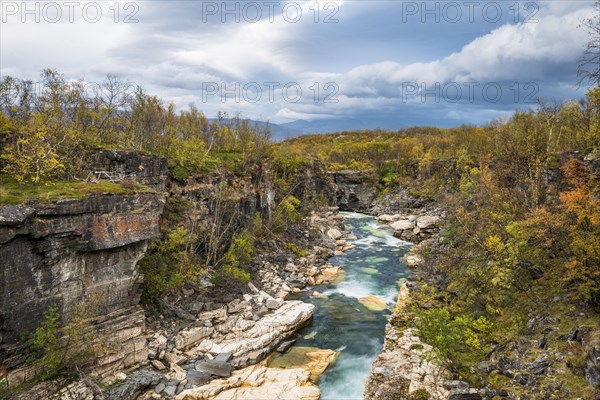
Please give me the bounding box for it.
[102,207,354,400]
[362,211,455,400]
[364,283,450,400]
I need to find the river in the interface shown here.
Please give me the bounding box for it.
[289,212,412,399]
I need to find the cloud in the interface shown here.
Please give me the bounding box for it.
[275,108,339,120]
[334,4,590,99]
[0,0,593,129]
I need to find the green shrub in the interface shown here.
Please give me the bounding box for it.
[272,195,301,232]
[27,296,102,382]
[409,389,431,400]
[139,227,205,307]
[224,228,254,266]
[284,242,308,257]
[215,227,255,284]
[29,306,62,378]
[414,307,490,368]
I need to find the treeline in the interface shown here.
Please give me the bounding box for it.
[0,69,271,183]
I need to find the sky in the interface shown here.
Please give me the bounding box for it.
[0,0,595,131]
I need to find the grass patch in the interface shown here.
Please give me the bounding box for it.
[0,175,154,206]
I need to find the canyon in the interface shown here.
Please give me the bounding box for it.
[2,150,598,400]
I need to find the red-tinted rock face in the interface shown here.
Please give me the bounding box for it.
[0,193,164,384]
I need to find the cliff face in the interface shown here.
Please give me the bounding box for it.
[331,170,428,214]
[88,150,169,191]
[0,192,165,386]
[331,170,377,212]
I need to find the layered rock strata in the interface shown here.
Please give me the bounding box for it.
[0,193,164,387]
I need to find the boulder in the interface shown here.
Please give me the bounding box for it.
[164,352,186,367]
[448,389,482,400]
[176,364,320,400]
[174,326,215,350]
[399,230,419,242]
[304,349,338,381]
[188,301,204,313]
[326,228,343,240]
[227,299,248,314]
[443,381,469,390]
[390,219,415,231]
[268,346,338,382]
[406,255,423,269]
[416,215,441,229]
[359,296,387,311]
[148,334,168,360]
[104,369,163,399]
[378,214,402,223]
[214,352,233,363]
[186,370,211,386]
[151,360,167,371]
[194,360,233,378]
[164,385,177,397]
[586,348,600,387]
[155,382,166,394]
[528,356,549,375]
[266,298,285,310]
[315,266,345,284]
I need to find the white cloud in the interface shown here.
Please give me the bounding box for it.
[332,4,590,100]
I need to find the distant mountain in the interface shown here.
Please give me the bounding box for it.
[207,119,303,142]
[280,115,461,135]
[209,114,465,140]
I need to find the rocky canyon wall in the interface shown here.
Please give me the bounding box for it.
[0,151,169,389]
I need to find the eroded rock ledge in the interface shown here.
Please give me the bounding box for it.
[0,192,165,388]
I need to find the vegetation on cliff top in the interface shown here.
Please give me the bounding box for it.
[0,70,271,186]
[0,175,152,206]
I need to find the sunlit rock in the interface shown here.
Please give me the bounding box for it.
[175,364,320,400]
[359,296,387,311]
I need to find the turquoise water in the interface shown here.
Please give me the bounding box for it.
[291,212,412,399]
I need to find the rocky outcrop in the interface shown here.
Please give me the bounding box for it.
[331,170,377,212]
[88,150,169,191]
[175,364,320,400]
[379,213,443,243]
[0,193,165,387]
[289,161,337,207]
[112,294,315,399]
[173,347,337,400]
[250,207,347,296]
[171,299,314,368]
